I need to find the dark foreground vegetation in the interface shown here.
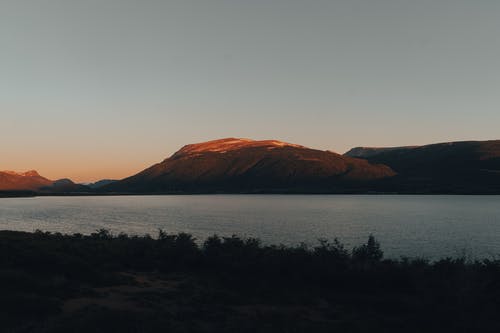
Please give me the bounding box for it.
[1,230,500,332]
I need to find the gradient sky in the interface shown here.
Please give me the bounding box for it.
[1,0,499,182]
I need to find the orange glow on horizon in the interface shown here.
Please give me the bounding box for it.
[3,160,157,184]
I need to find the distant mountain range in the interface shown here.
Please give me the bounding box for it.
[0,171,91,193]
[2,138,500,194]
[84,179,118,189]
[0,170,53,191]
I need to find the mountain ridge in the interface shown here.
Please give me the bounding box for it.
[104,138,396,193]
[0,170,53,191]
[171,138,306,158]
[4,138,500,194]
[344,140,500,193]
[0,170,91,193]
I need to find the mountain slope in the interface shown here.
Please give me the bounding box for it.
[345,140,500,193]
[39,178,91,193]
[345,146,418,159]
[0,171,90,193]
[105,138,396,193]
[86,179,117,189]
[0,170,53,191]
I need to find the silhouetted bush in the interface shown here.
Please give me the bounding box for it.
[1,230,500,332]
[352,234,383,263]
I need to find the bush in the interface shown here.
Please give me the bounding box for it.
[352,234,383,263]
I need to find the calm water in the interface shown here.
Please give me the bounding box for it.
[1,195,500,259]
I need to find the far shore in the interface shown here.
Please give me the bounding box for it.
[3,190,500,198]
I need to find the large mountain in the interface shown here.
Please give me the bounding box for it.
[345,140,500,193]
[104,138,396,193]
[0,170,53,191]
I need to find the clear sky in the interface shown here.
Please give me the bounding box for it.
[1,0,499,182]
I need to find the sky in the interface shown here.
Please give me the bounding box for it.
[1,0,499,182]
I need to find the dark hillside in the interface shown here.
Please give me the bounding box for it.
[346,140,500,193]
[105,138,395,193]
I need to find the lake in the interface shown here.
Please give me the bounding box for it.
[1,195,500,259]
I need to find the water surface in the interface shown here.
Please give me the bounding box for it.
[1,195,499,259]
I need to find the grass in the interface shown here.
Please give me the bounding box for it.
[1,229,500,332]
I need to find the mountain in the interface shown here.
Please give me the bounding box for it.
[345,146,418,159]
[86,179,117,189]
[0,170,53,191]
[7,139,499,195]
[345,140,500,193]
[39,178,91,193]
[0,171,90,193]
[104,138,396,193]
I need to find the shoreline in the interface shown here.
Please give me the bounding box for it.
[3,191,500,197]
